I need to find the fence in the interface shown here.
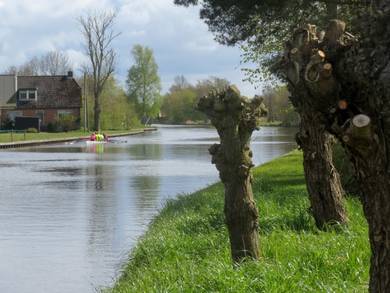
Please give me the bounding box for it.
[0,130,27,142]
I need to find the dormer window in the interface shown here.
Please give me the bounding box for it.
[19,89,37,101]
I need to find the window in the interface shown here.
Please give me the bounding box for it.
[19,91,27,100]
[28,91,36,100]
[19,89,37,101]
[58,110,72,119]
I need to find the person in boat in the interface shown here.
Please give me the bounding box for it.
[90,132,96,141]
[93,133,104,142]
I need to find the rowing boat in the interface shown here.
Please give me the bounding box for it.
[85,140,107,145]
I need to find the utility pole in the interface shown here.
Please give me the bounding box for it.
[83,72,88,131]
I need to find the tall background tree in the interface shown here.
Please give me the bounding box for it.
[127,44,161,124]
[173,0,364,228]
[79,75,141,130]
[262,85,300,126]
[41,51,72,75]
[79,11,119,131]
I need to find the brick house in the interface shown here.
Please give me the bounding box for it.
[0,72,82,130]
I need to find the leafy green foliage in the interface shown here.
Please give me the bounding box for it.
[175,1,367,46]
[111,151,369,292]
[47,114,78,132]
[175,0,369,84]
[161,89,201,123]
[263,85,300,126]
[80,77,141,130]
[160,76,230,124]
[127,44,162,120]
[26,127,38,133]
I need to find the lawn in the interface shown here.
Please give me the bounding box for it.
[111,150,369,292]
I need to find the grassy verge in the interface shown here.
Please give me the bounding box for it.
[112,150,369,292]
[0,129,144,143]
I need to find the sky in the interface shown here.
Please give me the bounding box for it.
[0,0,261,96]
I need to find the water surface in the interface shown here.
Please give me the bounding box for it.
[0,126,296,293]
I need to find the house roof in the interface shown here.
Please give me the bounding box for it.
[16,75,82,109]
[0,75,16,107]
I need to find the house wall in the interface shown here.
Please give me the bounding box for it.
[1,108,80,130]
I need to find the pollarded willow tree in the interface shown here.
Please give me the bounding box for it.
[174,0,364,228]
[198,85,267,262]
[278,0,390,290]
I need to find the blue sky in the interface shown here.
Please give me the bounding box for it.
[0,0,261,96]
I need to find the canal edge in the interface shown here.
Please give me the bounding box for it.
[0,127,157,149]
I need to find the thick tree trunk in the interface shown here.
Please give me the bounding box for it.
[298,112,347,228]
[359,171,390,292]
[94,93,100,131]
[224,158,260,261]
[280,10,390,290]
[198,86,267,263]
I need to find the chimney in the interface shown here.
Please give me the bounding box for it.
[67,71,73,78]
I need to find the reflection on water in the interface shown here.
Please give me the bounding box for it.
[0,125,297,293]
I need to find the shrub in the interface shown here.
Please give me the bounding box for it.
[57,114,77,132]
[1,117,14,130]
[46,122,55,132]
[26,127,38,133]
[46,115,77,132]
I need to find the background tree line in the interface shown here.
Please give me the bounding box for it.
[159,75,230,124]
[4,50,72,76]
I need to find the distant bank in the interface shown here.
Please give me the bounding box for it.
[0,128,157,149]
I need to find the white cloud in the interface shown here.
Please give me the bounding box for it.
[0,0,262,96]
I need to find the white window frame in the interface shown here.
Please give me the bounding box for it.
[19,89,37,101]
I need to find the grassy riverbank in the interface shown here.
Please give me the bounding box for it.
[112,151,370,292]
[0,129,144,143]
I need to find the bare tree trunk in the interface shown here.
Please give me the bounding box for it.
[79,12,118,133]
[198,86,267,263]
[298,112,347,228]
[94,93,101,131]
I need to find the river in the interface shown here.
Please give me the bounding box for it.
[0,125,296,293]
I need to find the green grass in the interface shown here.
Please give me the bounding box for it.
[0,129,144,143]
[111,150,370,293]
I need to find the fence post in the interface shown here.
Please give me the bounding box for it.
[10,130,13,142]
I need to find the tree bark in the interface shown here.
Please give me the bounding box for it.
[279,9,390,290]
[223,149,260,261]
[94,93,101,131]
[359,165,390,292]
[198,86,267,263]
[298,111,347,228]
